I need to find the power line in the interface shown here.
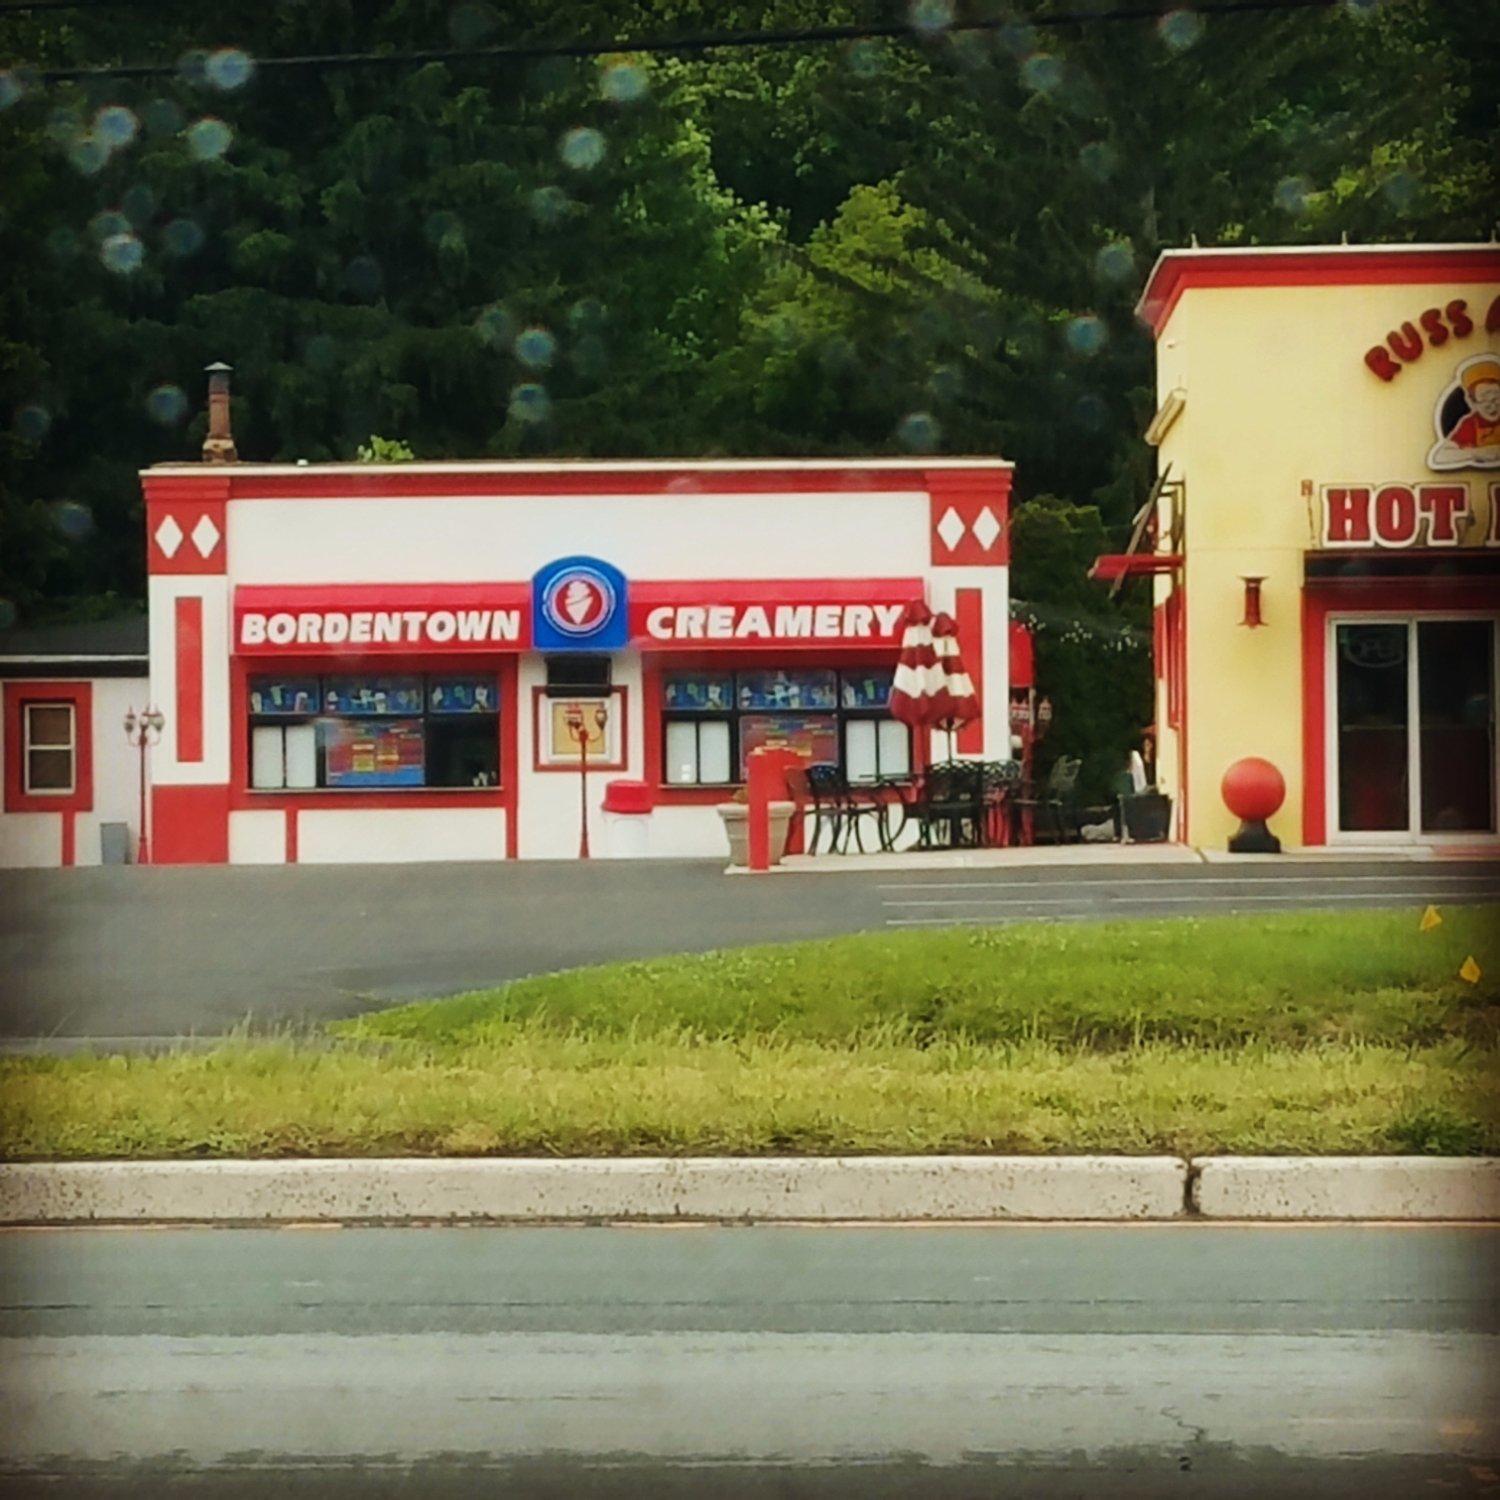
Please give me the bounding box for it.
[8,0,1343,84]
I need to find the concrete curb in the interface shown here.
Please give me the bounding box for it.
[0,1157,1187,1225]
[1,1157,1495,1225]
[1192,1156,1500,1221]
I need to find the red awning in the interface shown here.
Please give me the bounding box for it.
[1088,553,1183,582]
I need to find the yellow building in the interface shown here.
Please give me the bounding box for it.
[1105,244,1499,851]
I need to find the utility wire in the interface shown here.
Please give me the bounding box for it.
[9,0,1343,84]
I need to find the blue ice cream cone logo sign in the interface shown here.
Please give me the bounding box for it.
[532,556,629,651]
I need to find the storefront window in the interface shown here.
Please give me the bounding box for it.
[248,673,500,791]
[23,702,76,793]
[661,668,908,785]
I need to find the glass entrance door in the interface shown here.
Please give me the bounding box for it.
[1334,618,1497,838]
[1418,620,1495,834]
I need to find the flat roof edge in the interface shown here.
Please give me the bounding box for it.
[140,456,1013,477]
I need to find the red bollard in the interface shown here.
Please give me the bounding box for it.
[745,747,777,872]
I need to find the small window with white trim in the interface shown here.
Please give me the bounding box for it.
[23,702,76,794]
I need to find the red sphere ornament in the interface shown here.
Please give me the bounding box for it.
[1221,756,1285,854]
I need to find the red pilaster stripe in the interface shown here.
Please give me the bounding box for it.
[60,810,76,868]
[175,596,204,763]
[285,808,299,865]
[955,588,984,755]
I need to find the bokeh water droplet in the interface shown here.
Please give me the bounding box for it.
[0,71,23,110]
[1021,54,1063,94]
[846,39,885,77]
[1073,393,1110,432]
[601,60,649,104]
[45,227,79,261]
[509,383,552,424]
[1078,141,1117,182]
[144,98,184,136]
[67,137,110,176]
[14,404,51,442]
[94,105,139,149]
[1156,9,1205,52]
[146,384,189,426]
[529,186,573,227]
[1094,241,1135,282]
[908,0,954,36]
[514,327,557,370]
[896,411,941,452]
[186,118,233,160]
[927,363,962,401]
[998,22,1038,57]
[49,500,95,541]
[571,334,607,378]
[559,127,606,172]
[177,50,210,88]
[1274,175,1311,214]
[205,49,255,91]
[161,217,205,257]
[449,1,499,45]
[89,210,132,242]
[47,107,84,146]
[101,232,145,274]
[1065,315,1107,356]
[122,184,156,227]
[568,297,607,332]
[474,303,515,349]
[1382,170,1419,212]
[304,334,338,371]
[344,256,383,300]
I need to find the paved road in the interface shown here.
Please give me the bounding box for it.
[3,857,1498,1041]
[1,1224,1495,1496]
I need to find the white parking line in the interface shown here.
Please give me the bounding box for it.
[877,873,1500,892]
[882,889,1500,920]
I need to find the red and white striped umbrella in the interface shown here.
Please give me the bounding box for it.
[888,599,942,727]
[930,611,980,733]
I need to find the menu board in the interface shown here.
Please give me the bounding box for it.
[248,677,319,716]
[427,676,498,715]
[321,719,425,787]
[663,674,734,711]
[736,670,837,711]
[323,676,423,716]
[840,670,894,708]
[739,713,838,774]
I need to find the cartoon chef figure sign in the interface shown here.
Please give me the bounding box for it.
[1428,354,1500,470]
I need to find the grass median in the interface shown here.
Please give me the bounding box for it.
[3,905,1496,1160]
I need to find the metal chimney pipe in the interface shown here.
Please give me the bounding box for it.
[202,361,238,464]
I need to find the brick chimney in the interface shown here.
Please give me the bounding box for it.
[202,361,238,464]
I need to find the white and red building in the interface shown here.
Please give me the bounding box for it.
[99,454,1015,865]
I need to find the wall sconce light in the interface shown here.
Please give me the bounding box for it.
[1240,576,1266,629]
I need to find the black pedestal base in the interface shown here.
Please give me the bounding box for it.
[1228,818,1281,854]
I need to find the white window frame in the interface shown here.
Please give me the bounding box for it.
[1325,611,1500,846]
[22,701,77,797]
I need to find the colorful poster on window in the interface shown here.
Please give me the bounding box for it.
[321,719,425,787]
[739,713,838,775]
[663,674,734,711]
[736,670,837,711]
[428,676,498,714]
[248,677,319,716]
[324,676,424,716]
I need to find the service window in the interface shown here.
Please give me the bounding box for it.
[247,672,500,790]
[660,668,909,787]
[23,702,76,794]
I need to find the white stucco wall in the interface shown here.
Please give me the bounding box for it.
[228,809,286,864]
[296,806,508,864]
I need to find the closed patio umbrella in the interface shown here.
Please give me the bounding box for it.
[888,599,941,729]
[930,611,980,757]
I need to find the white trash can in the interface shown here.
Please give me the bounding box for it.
[600,780,654,858]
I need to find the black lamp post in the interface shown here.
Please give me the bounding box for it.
[123,705,165,865]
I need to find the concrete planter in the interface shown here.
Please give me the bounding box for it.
[717,801,794,867]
